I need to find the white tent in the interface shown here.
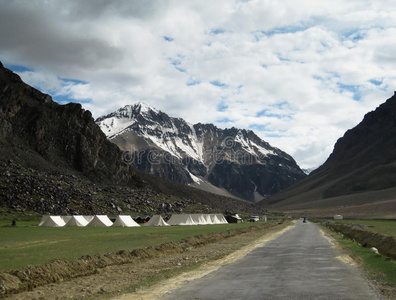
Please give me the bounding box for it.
[204,214,213,225]
[84,215,94,223]
[112,215,140,227]
[167,214,197,226]
[61,216,72,223]
[39,215,49,226]
[334,215,343,220]
[87,215,113,227]
[65,215,89,227]
[144,215,170,226]
[210,214,222,224]
[190,214,207,225]
[215,214,228,224]
[39,216,66,227]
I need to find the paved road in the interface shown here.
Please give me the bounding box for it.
[160,220,381,300]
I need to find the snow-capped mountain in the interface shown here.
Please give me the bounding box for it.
[96,103,306,202]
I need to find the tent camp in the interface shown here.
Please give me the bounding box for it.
[112,215,140,227]
[144,215,169,226]
[65,215,89,227]
[39,216,66,227]
[167,214,197,226]
[87,215,113,227]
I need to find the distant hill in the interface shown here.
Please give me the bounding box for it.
[0,62,266,216]
[96,103,306,202]
[258,92,396,213]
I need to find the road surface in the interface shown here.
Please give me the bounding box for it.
[160,220,381,299]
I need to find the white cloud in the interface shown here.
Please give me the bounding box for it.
[1,0,396,169]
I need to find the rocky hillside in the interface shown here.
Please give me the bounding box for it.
[0,62,136,185]
[0,62,267,216]
[258,92,396,211]
[96,103,306,201]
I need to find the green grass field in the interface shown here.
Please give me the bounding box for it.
[332,219,396,237]
[0,217,264,272]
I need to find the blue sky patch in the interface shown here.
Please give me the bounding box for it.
[169,58,186,73]
[216,117,233,123]
[210,28,226,35]
[338,83,362,101]
[53,94,92,105]
[249,124,270,131]
[369,79,382,86]
[256,109,282,118]
[253,23,312,41]
[62,77,88,85]
[162,36,174,42]
[4,63,34,73]
[217,100,228,112]
[210,80,228,88]
[270,101,290,110]
[344,30,366,42]
[187,80,201,86]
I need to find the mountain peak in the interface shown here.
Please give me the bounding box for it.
[116,102,159,118]
[131,101,158,114]
[96,104,306,201]
[95,102,163,138]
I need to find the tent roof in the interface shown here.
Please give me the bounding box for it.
[167,214,197,226]
[87,215,113,227]
[216,214,228,224]
[144,215,170,226]
[65,215,89,227]
[39,216,66,227]
[112,215,140,227]
[190,214,208,225]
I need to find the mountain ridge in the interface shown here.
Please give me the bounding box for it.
[96,103,307,201]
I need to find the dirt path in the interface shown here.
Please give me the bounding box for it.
[6,221,292,300]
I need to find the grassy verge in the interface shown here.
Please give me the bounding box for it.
[321,224,396,299]
[0,216,270,272]
[330,219,396,237]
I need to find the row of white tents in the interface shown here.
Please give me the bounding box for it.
[39,215,140,227]
[168,214,228,225]
[39,214,228,227]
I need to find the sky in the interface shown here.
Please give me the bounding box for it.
[1,0,396,169]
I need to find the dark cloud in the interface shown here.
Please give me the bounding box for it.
[0,1,123,76]
[53,0,166,21]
